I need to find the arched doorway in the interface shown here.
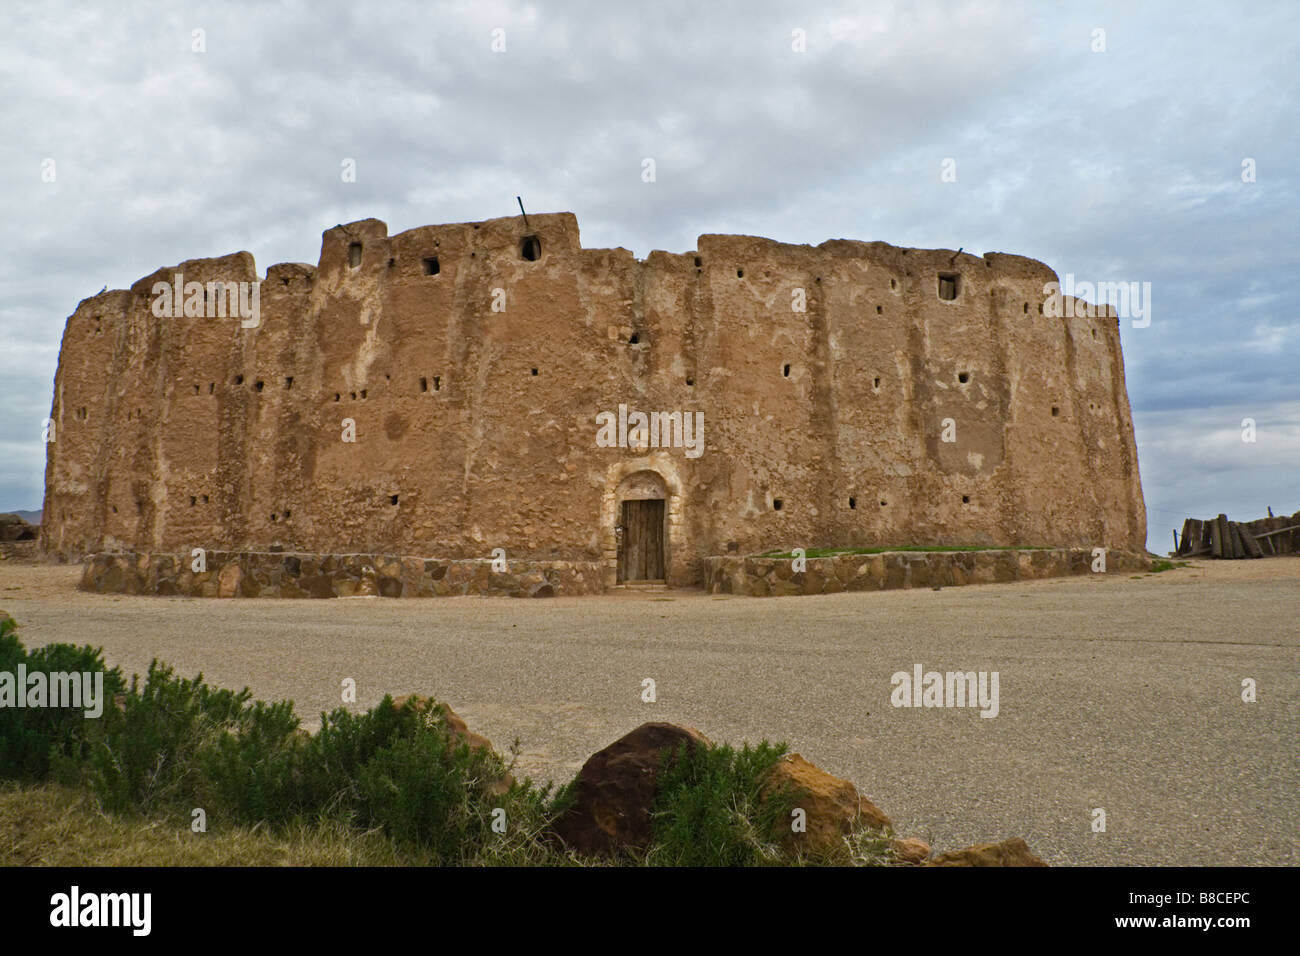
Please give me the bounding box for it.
[616,470,667,583]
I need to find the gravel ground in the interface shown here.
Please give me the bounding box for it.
[1,558,1296,866]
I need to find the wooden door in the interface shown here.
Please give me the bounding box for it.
[619,498,665,582]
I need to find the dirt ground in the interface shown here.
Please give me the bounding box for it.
[1,557,1297,866]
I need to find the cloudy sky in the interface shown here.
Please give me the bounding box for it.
[2,0,1296,550]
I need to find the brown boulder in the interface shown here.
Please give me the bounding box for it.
[760,752,892,853]
[551,722,712,855]
[927,836,1047,867]
[892,837,932,864]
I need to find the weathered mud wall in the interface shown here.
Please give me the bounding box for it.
[41,212,1146,586]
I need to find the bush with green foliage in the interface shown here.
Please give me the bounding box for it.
[88,660,302,822]
[648,740,793,866]
[84,658,559,861]
[0,616,561,861]
[0,615,125,781]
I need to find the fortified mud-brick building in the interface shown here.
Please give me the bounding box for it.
[41,212,1146,591]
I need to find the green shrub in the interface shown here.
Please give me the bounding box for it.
[86,676,562,861]
[341,700,563,863]
[289,698,424,818]
[648,740,793,866]
[88,660,300,818]
[192,697,302,822]
[353,725,495,854]
[0,616,125,781]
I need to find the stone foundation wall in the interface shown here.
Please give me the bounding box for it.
[79,551,607,598]
[79,546,1151,598]
[0,541,41,564]
[703,548,1150,596]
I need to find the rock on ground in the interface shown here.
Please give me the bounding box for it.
[892,837,932,864]
[551,721,711,855]
[927,837,1047,867]
[759,751,892,853]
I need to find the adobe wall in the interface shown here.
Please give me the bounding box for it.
[41,212,1146,587]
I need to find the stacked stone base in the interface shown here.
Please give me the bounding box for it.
[77,547,1152,599]
[703,548,1150,597]
[0,541,41,564]
[79,551,607,598]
